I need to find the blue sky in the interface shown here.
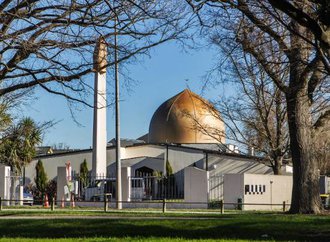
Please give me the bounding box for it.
[21,41,234,149]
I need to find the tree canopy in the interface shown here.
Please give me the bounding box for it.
[0,117,42,174]
[0,0,193,105]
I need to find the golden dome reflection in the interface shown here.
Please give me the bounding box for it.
[148,89,225,144]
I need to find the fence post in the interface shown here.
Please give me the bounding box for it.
[0,197,2,211]
[237,198,243,210]
[220,200,224,214]
[162,199,166,213]
[51,197,55,211]
[282,201,286,212]
[104,194,108,212]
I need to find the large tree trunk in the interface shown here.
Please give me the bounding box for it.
[273,156,283,175]
[286,89,321,214]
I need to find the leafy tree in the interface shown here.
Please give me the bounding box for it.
[35,159,48,198]
[0,118,42,174]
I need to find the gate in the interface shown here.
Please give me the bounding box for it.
[130,174,183,200]
[73,174,116,201]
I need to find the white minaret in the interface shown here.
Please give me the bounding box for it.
[92,37,107,178]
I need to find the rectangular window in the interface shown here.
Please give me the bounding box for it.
[263,185,266,193]
[259,185,262,192]
[245,185,249,194]
[251,185,254,192]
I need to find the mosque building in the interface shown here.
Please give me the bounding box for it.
[0,40,294,210]
[23,88,282,204]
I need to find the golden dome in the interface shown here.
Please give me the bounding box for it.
[148,89,225,144]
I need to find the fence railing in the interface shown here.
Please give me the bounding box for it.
[0,197,294,213]
[73,173,184,201]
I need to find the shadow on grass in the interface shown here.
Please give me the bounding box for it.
[0,214,329,241]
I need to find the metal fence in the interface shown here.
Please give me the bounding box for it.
[73,173,183,202]
[0,197,296,213]
[130,174,183,201]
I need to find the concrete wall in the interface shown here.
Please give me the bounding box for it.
[207,155,273,201]
[121,167,131,202]
[224,173,292,211]
[184,167,209,206]
[122,145,164,160]
[57,167,68,202]
[223,174,244,209]
[0,165,11,205]
[208,155,273,176]
[27,151,93,184]
[168,147,204,173]
[107,157,165,177]
[27,147,119,184]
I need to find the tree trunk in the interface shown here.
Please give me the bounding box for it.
[273,156,283,175]
[286,89,321,214]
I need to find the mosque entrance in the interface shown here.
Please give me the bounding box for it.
[135,166,154,177]
[132,166,154,200]
[130,166,183,201]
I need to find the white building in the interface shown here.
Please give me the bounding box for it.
[24,89,291,207]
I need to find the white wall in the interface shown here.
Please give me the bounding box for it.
[184,167,209,206]
[223,174,244,209]
[26,151,93,184]
[208,155,273,201]
[121,167,131,202]
[208,155,273,176]
[27,147,119,184]
[56,167,68,202]
[0,165,11,205]
[224,173,292,211]
[123,145,164,160]
[168,147,204,173]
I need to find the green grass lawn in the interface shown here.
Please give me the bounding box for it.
[0,212,329,241]
[0,239,263,242]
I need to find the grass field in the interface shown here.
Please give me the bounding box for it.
[0,211,329,241]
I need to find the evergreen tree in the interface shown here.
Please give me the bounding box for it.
[35,159,48,197]
[80,159,89,188]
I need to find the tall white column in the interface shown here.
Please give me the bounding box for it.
[92,38,107,178]
[0,165,11,206]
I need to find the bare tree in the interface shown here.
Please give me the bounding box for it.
[266,0,330,71]
[214,52,289,175]
[314,119,330,175]
[187,0,329,213]
[0,0,193,105]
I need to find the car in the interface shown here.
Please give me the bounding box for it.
[23,192,34,206]
[320,194,329,209]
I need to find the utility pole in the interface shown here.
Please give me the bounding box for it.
[115,21,122,210]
